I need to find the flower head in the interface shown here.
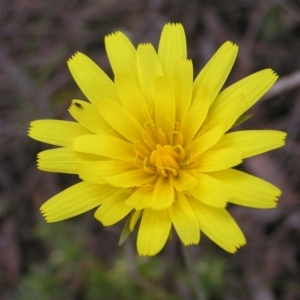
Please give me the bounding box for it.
[29,23,286,256]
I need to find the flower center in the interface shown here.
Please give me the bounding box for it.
[150,144,181,177]
[133,123,186,177]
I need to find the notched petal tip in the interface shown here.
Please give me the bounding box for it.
[40,202,49,213]
[67,51,84,65]
[27,122,34,136]
[269,68,278,77]
[268,130,287,153]
[164,22,183,28]
[68,100,76,110]
[281,131,288,143]
[94,213,102,223]
[36,161,42,170]
[264,68,279,82]
[28,120,43,136]
[68,99,86,111]
[138,43,151,48]
[272,187,282,202]
[224,40,239,50]
[39,208,51,222]
[104,31,123,41]
[277,189,282,197]
[226,235,246,254]
[232,241,246,254]
[182,241,199,247]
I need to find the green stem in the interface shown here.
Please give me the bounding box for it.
[181,245,206,300]
[124,241,171,300]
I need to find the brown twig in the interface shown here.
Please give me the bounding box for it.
[263,70,300,100]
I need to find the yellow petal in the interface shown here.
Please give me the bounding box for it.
[213,130,287,158]
[154,76,176,144]
[125,187,154,210]
[196,148,242,172]
[158,23,187,80]
[98,97,144,143]
[185,123,226,158]
[38,146,99,174]
[172,171,198,191]
[190,199,246,253]
[137,208,171,256]
[67,52,118,104]
[137,43,164,107]
[41,182,117,222]
[209,169,281,208]
[78,161,133,184]
[173,58,193,124]
[202,94,247,133]
[213,69,278,114]
[193,41,238,103]
[151,176,174,210]
[95,190,132,226]
[105,31,138,82]
[169,192,200,245]
[28,120,90,146]
[181,84,211,146]
[68,100,120,137]
[115,73,151,124]
[189,173,231,207]
[105,169,154,188]
[74,134,134,161]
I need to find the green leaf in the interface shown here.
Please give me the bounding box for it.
[232,113,252,128]
[118,211,135,246]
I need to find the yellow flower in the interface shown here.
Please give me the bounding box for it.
[29,23,286,256]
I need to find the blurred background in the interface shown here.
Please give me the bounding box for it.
[0,0,300,299]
